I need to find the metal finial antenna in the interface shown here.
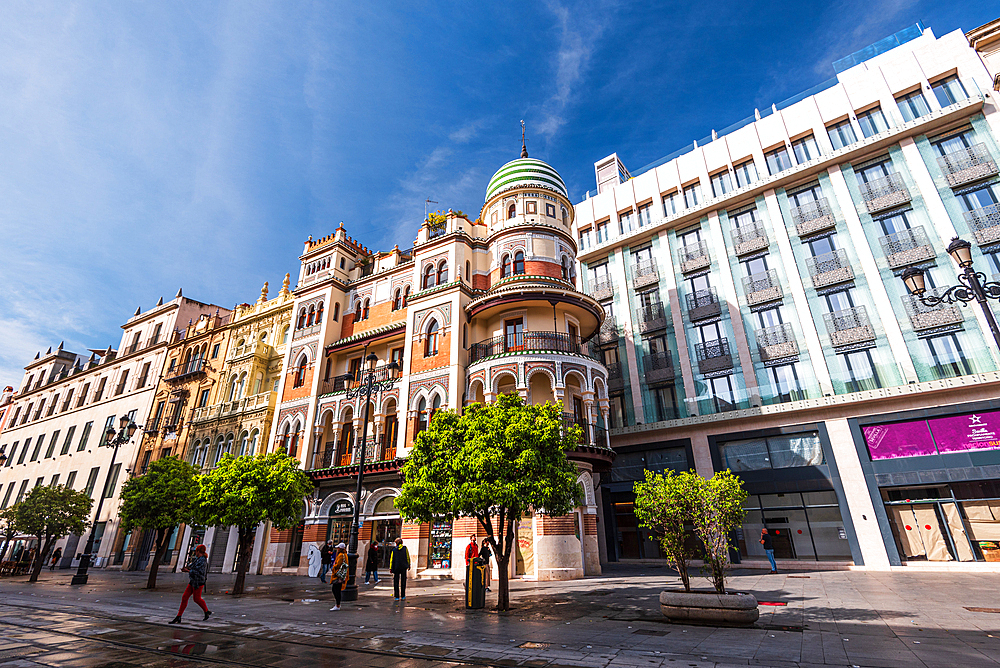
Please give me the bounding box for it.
[520,120,528,158]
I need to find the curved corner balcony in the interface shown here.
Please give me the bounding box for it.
[470,332,600,364]
[465,275,605,338]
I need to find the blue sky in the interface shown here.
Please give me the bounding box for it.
[0,0,995,388]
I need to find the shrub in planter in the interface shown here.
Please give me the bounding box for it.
[633,469,700,591]
[690,470,747,594]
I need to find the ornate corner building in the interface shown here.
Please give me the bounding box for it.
[262,149,612,580]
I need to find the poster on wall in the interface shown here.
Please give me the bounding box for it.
[928,411,1000,454]
[862,421,936,460]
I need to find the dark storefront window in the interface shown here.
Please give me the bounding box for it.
[720,433,823,471]
[738,491,851,561]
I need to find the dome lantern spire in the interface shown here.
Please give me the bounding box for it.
[520,119,528,158]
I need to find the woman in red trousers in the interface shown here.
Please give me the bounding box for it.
[170,544,212,624]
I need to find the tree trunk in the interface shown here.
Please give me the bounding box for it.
[28,536,52,583]
[494,514,517,612]
[231,527,255,595]
[146,527,169,590]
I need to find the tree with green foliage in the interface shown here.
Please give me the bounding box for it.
[119,456,200,589]
[15,485,92,583]
[195,452,314,595]
[396,393,584,611]
[633,469,700,591]
[691,470,747,594]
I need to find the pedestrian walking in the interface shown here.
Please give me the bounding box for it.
[760,528,777,573]
[49,547,62,571]
[170,545,211,624]
[479,538,492,593]
[364,540,380,584]
[389,537,410,601]
[319,540,333,584]
[330,542,348,611]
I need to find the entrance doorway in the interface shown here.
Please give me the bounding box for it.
[372,519,401,569]
[287,523,305,568]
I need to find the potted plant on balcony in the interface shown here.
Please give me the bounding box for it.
[635,469,757,626]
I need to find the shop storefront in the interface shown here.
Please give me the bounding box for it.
[371,495,401,569]
[326,499,354,545]
[855,404,1000,563]
[430,520,452,569]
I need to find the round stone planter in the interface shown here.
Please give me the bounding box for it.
[659,589,759,626]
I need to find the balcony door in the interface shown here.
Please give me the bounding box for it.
[856,159,892,184]
[505,318,524,352]
[879,210,911,236]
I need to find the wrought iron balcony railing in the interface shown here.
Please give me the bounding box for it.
[632,260,659,288]
[679,240,710,273]
[319,365,402,394]
[791,197,836,237]
[635,302,668,333]
[597,315,619,345]
[605,361,625,392]
[742,269,782,306]
[469,331,599,363]
[879,225,935,268]
[165,359,206,382]
[903,287,964,331]
[756,323,798,362]
[965,203,1000,246]
[686,288,721,321]
[731,221,768,256]
[591,275,615,301]
[937,143,998,188]
[823,306,876,347]
[859,173,910,213]
[695,338,732,374]
[806,249,854,288]
[643,351,675,384]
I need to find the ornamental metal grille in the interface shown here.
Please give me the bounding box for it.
[859,173,910,212]
[606,362,624,391]
[598,315,619,344]
[632,259,659,287]
[695,338,730,361]
[903,287,964,330]
[823,305,871,332]
[806,249,850,276]
[643,351,675,384]
[679,240,710,272]
[731,221,768,250]
[879,225,934,267]
[790,197,832,225]
[965,204,1000,245]
[468,331,598,363]
[686,287,718,310]
[756,322,794,347]
[937,143,998,188]
[591,275,615,300]
[742,269,779,295]
[636,302,667,333]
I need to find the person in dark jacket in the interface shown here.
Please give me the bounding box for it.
[319,540,333,584]
[760,529,777,573]
[364,540,380,584]
[479,538,492,593]
[389,538,410,601]
[170,544,211,623]
[49,547,62,570]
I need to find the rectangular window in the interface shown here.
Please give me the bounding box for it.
[102,415,116,445]
[957,183,999,214]
[925,334,971,378]
[84,467,101,499]
[94,377,106,402]
[934,130,973,157]
[827,120,857,150]
[526,201,537,214]
[662,192,678,216]
[839,349,882,393]
[766,364,805,403]
[33,399,46,420]
[15,480,29,503]
[60,426,76,456]
[78,421,93,451]
[618,210,635,235]
[45,430,60,459]
[545,203,556,217]
[931,75,968,108]
[34,477,43,489]
[49,474,60,487]
[9,407,20,426]
[212,343,221,359]
[47,395,58,416]
[1,482,14,508]
[4,442,16,467]
[765,146,792,175]
[720,432,823,471]
[730,208,758,228]
[708,375,737,413]
[150,323,162,345]
[857,106,889,138]
[17,438,30,465]
[682,183,702,208]
[114,370,129,396]
[710,170,733,197]
[792,134,820,163]
[66,471,78,490]
[578,228,592,250]
[140,450,152,474]
[61,389,74,412]
[136,362,151,389]
[198,390,210,408]
[595,221,609,244]
[77,383,90,407]
[30,435,45,462]
[20,405,30,424]
[733,159,758,188]
[637,203,652,227]
[896,90,931,122]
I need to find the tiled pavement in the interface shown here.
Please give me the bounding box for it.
[1,564,999,667]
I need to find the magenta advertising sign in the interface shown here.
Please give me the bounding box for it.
[863,422,936,460]
[928,411,1000,454]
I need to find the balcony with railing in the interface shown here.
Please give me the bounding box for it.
[965,203,1000,245]
[319,364,403,395]
[190,391,275,423]
[635,302,668,334]
[859,173,910,213]
[756,322,798,362]
[742,269,782,306]
[695,338,732,374]
[679,240,710,273]
[164,359,206,382]
[308,435,400,480]
[879,226,935,268]
[937,143,997,188]
[823,306,876,347]
[469,332,599,364]
[591,275,615,301]
[903,287,964,331]
[597,315,619,344]
[643,351,675,384]
[686,288,721,322]
[731,221,769,256]
[606,361,625,392]
[229,340,272,361]
[791,197,836,237]
[632,260,659,289]
[806,249,854,288]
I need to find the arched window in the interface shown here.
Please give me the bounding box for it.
[425,319,439,357]
[507,203,516,219]
[513,250,525,275]
[259,331,268,343]
[238,431,249,457]
[354,301,362,321]
[437,261,448,285]
[362,298,370,320]
[190,439,200,465]
[289,421,300,458]
[416,397,428,435]
[465,260,470,281]
[562,207,568,225]
[293,354,308,388]
[501,255,511,278]
[316,303,324,324]
[431,394,442,422]
[332,303,340,322]
[403,286,410,306]
[561,256,569,280]
[281,325,290,344]
[247,430,259,457]
[307,305,316,327]
[297,308,306,329]
[423,264,435,289]
[281,423,291,454]
[392,289,401,311]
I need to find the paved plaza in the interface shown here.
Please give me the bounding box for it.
[1,564,999,667]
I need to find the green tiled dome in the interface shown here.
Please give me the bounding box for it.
[485,157,568,202]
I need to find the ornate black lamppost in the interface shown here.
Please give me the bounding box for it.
[341,346,399,602]
[71,414,139,585]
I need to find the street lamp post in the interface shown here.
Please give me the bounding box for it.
[901,236,1000,352]
[71,414,139,585]
[341,347,399,602]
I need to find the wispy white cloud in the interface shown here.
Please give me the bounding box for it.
[808,0,921,77]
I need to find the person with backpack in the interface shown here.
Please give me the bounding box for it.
[330,543,348,611]
[389,537,410,601]
[170,544,211,624]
